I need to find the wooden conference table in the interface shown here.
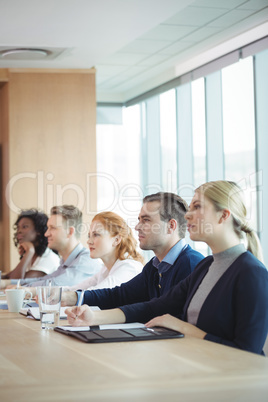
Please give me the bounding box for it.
[1,309,268,402]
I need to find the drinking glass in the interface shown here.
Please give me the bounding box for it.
[37,286,62,330]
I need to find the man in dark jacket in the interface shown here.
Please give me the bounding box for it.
[62,192,204,307]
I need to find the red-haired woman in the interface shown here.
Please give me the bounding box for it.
[66,211,144,291]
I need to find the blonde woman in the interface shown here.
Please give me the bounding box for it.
[66,181,268,355]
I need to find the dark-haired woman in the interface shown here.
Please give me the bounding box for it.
[3,209,59,279]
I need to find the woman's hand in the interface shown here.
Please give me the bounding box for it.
[1,280,12,289]
[145,314,184,332]
[145,314,207,339]
[64,306,126,327]
[65,305,95,326]
[24,287,36,299]
[18,242,35,257]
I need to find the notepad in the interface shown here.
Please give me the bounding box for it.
[54,323,184,343]
[19,306,68,320]
[19,305,100,320]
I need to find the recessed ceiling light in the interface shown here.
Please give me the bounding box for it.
[0,48,51,60]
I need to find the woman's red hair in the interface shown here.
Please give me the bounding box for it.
[92,212,144,263]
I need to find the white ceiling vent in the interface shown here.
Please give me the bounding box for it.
[0,47,68,61]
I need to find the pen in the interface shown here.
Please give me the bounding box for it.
[48,279,52,297]
[77,290,85,307]
[76,290,85,319]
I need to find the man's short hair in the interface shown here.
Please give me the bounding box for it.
[50,205,82,239]
[143,192,188,238]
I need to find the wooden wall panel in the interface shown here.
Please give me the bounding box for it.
[0,82,10,270]
[0,69,96,271]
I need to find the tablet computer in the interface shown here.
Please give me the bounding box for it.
[55,323,184,343]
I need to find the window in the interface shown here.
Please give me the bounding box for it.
[97,46,268,263]
[222,57,257,229]
[191,78,207,187]
[159,89,177,192]
[97,105,142,230]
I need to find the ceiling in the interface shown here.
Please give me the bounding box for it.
[0,0,268,103]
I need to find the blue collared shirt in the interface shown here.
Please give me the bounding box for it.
[19,243,101,287]
[152,239,187,275]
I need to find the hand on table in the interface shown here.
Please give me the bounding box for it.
[23,287,37,299]
[1,280,12,289]
[65,305,95,326]
[145,314,207,339]
[6,284,18,290]
[145,314,184,332]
